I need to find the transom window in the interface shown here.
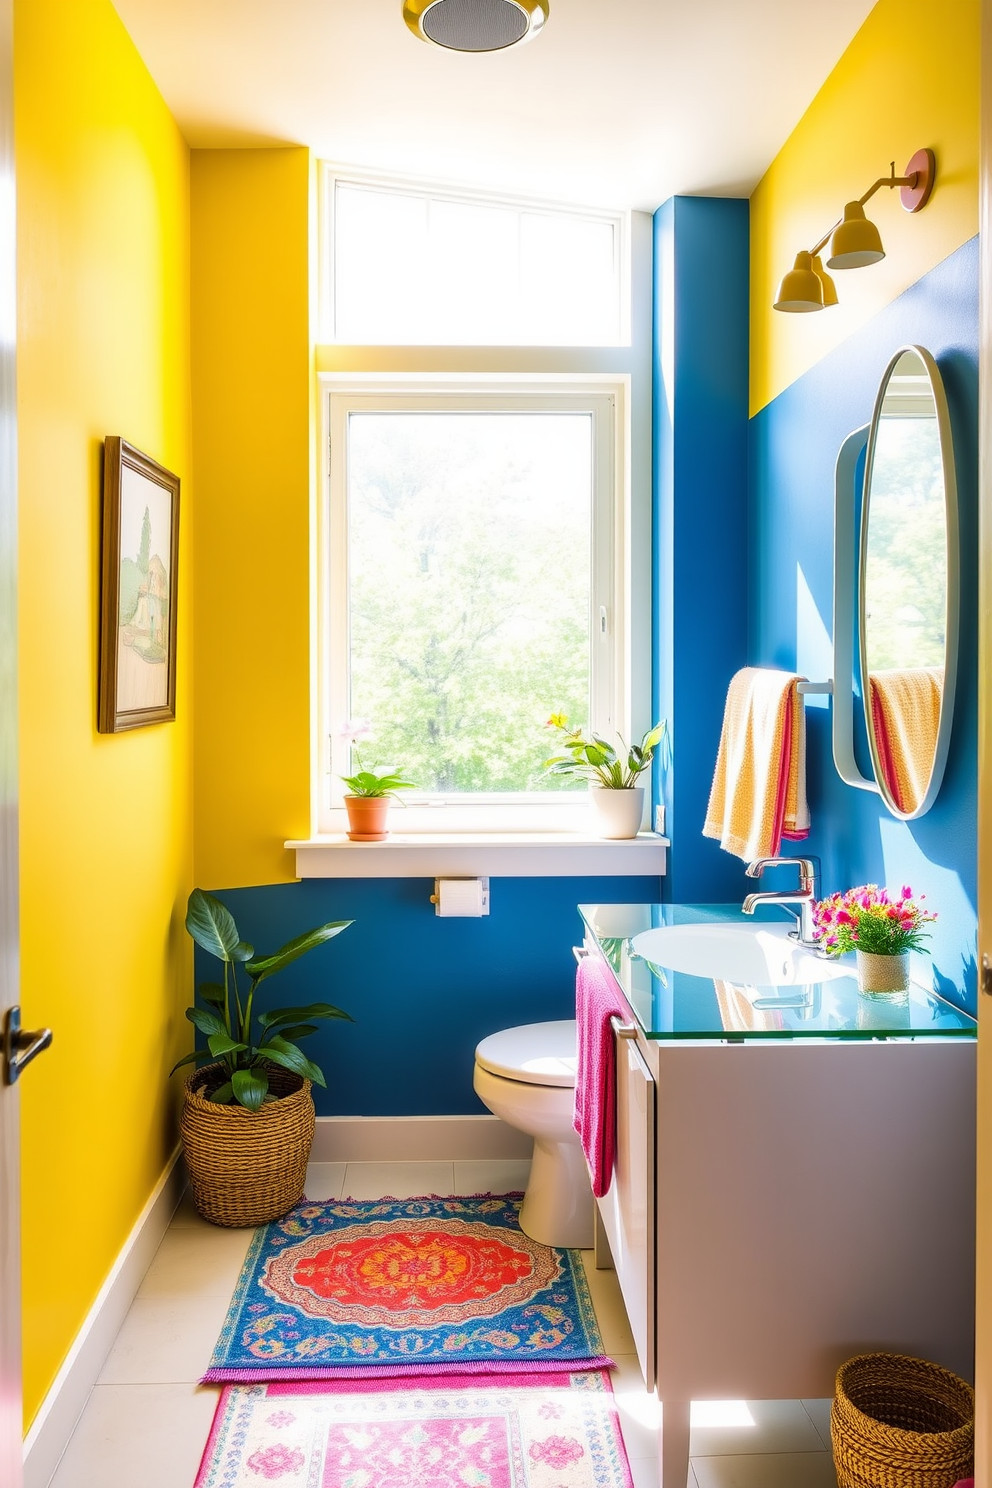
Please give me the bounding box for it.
[322,170,628,347]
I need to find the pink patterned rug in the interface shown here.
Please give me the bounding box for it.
[195,1369,634,1488]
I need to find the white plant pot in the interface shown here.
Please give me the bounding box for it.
[588,785,645,840]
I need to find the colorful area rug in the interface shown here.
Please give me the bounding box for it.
[204,1194,608,1382]
[195,1370,633,1488]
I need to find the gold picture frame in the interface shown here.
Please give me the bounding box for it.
[98,437,180,733]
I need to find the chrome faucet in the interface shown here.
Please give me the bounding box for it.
[741,857,819,945]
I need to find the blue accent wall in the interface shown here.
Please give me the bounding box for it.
[198,876,660,1116]
[749,237,979,1013]
[653,196,751,903]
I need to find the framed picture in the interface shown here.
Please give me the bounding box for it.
[98,437,180,733]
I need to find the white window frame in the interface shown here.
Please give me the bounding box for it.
[316,373,631,835]
[318,165,631,348]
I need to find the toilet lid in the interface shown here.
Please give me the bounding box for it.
[475,1020,577,1088]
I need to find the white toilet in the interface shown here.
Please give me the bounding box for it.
[473,1019,594,1249]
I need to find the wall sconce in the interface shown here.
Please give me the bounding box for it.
[773,148,935,314]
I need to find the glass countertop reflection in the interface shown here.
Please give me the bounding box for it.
[578,903,976,1041]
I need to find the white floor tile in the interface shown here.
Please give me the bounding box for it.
[452,1158,532,1195]
[304,1160,348,1200]
[48,1383,218,1488]
[611,1353,660,1461]
[629,1455,662,1488]
[168,1187,215,1228]
[137,1224,253,1300]
[98,1295,231,1385]
[692,1449,837,1488]
[801,1398,833,1451]
[690,1398,825,1458]
[341,1160,455,1199]
[578,1252,636,1354]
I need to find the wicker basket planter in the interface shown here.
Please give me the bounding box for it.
[181,1062,315,1228]
[831,1352,974,1488]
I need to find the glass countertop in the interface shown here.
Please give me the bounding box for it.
[578,903,976,1042]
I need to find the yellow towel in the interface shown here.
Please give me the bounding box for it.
[703,668,809,862]
[867,668,943,815]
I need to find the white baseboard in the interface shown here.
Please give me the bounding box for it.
[311,1115,532,1163]
[23,1149,185,1488]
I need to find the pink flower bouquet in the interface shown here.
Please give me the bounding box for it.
[812,884,936,957]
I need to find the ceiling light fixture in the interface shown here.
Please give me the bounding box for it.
[403,0,549,53]
[773,148,935,314]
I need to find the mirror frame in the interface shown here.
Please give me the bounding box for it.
[857,344,959,820]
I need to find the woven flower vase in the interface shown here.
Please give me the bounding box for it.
[181,1063,315,1228]
[856,950,911,997]
[831,1352,974,1488]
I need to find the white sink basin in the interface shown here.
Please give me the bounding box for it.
[630,922,850,986]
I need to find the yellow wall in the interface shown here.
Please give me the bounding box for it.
[15,0,192,1427]
[750,0,979,416]
[190,149,312,890]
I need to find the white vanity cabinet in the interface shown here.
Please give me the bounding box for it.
[594,1022,655,1388]
[581,911,977,1488]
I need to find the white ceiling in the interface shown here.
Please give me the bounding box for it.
[111,0,878,212]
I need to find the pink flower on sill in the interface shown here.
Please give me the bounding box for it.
[246,1442,305,1479]
[336,718,374,745]
[902,885,913,900]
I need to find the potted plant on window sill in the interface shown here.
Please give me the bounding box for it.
[172,889,353,1226]
[543,713,668,840]
[338,719,415,840]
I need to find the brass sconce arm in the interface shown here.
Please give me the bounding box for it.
[808,160,927,257]
[774,149,935,313]
[815,164,922,257]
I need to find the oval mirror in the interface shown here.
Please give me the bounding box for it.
[859,345,958,819]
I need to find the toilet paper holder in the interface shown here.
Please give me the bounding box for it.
[431,877,491,917]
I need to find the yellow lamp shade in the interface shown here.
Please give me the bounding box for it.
[826,202,885,269]
[812,255,838,307]
[773,251,824,313]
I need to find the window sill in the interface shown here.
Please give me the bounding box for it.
[285,832,669,879]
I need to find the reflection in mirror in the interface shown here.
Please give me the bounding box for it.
[860,346,957,818]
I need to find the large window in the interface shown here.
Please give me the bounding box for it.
[320,381,625,832]
[322,170,628,347]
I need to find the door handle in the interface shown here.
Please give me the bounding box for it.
[610,1017,639,1040]
[3,1005,53,1085]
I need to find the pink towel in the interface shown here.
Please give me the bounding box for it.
[573,954,633,1199]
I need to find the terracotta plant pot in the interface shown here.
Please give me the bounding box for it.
[587,785,645,840]
[344,794,391,841]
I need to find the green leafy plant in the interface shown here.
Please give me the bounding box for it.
[543,713,668,789]
[338,719,416,798]
[171,889,353,1111]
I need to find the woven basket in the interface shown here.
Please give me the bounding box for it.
[831,1353,974,1488]
[181,1063,315,1228]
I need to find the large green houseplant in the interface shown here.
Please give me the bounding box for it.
[174,888,353,1226]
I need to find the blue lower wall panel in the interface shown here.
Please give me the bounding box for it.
[196,876,661,1116]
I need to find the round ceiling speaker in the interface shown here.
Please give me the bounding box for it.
[403,0,549,52]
